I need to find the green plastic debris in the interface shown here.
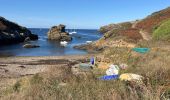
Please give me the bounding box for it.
[132,48,150,53]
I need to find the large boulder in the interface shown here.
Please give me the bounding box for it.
[0,17,38,45]
[47,24,72,41]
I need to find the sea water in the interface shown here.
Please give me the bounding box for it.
[0,29,102,56]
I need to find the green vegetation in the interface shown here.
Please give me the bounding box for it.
[1,41,170,100]
[103,29,119,39]
[13,81,21,92]
[101,22,132,39]
[153,19,170,40]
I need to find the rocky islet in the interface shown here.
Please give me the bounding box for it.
[47,24,72,41]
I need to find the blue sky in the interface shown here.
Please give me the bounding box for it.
[0,0,170,29]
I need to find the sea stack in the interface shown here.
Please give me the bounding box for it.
[0,17,38,45]
[47,24,72,41]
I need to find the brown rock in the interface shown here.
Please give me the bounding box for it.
[47,24,72,41]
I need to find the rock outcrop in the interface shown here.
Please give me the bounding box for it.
[23,44,40,48]
[47,24,72,41]
[99,22,133,34]
[0,17,38,45]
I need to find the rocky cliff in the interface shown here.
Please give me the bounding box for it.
[47,24,72,41]
[0,17,38,45]
[75,7,170,52]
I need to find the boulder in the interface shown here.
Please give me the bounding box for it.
[47,24,72,41]
[0,17,38,45]
[23,44,40,48]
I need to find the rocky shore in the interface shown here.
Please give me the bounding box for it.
[0,17,38,45]
[73,7,170,53]
[0,55,91,78]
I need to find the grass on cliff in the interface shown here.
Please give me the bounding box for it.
[102,22,133,39]
[153,19,170,40]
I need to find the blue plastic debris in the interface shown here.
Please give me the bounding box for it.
[99,75,119,80]
[90,57,95,65]
[132,48,150,53]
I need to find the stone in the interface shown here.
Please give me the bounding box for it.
[23,44,40,48]
[47,24,72,41]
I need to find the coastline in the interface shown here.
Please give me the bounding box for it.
[0,54,93,78]
[0,5,170,99]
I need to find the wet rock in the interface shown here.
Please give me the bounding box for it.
[23,44,40,48]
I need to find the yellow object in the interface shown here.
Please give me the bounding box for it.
[119,73,143,81]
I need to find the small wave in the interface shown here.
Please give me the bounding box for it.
[38,38,46,41]
[39,36,48,38]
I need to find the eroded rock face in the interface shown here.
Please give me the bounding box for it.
[0,17,38,45]
[47,24,72,41]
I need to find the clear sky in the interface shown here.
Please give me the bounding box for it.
[0,0,170,29]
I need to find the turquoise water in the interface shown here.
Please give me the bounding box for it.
[0,29,102,56]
